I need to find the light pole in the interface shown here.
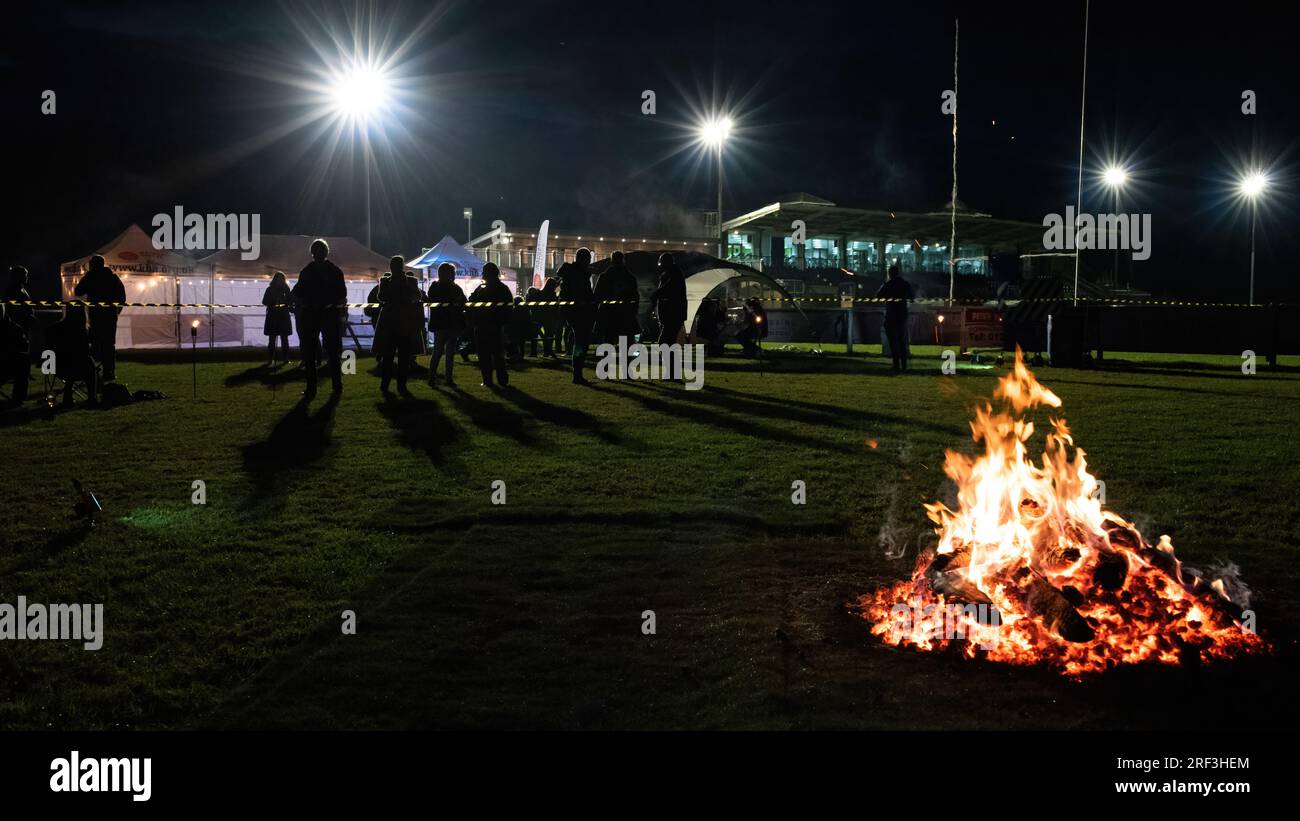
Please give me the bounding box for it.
[464,207,473,244]
[699,116,732,259]
[1102,165,1128,288]
[1239,170,1267,305]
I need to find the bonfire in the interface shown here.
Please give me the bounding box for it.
[861,350,1268,675]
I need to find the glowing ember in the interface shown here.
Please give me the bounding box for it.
[860,349,1268,675]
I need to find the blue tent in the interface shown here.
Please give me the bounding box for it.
[409,235,483,276]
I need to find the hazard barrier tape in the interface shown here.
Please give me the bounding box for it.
[1,297,1285,310]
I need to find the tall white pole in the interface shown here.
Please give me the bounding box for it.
[949,18,958,306]
[1249,198,1257,305]
[1073,0,1090,306]
[717,143,725,259]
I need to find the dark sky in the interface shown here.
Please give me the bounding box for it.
[3,0,1297,299]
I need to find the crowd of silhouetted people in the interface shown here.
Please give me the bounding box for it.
[0,239,715,408]
[0,237,912,410]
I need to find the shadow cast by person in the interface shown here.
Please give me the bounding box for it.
[445,384,534,445]
[224,363,304,389]
[240,393,341,509]
[496,385,625,445]
[376,395,469,474]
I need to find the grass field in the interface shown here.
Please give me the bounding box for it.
[1,345,1298,730]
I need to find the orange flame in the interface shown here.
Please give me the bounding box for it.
[861,349,1267,675]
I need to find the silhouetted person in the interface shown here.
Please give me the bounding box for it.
[594,250,641,344]
[292,238,347,398]
[876,264,914,371]
[694,297,724,355]
[736,297,768,357]
[426,263,466,387]
[467,262,512,387]
[0,311,29,408]
[3,266,34,337]
[73,255,125,383]
[261,271,293,366]
[556,247,597,384]
[524,277,561,357]
[49,305,98,405]
[650,252,686,345]
[507,296,532,362]
[373,255,426,397]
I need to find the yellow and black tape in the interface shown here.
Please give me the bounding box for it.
[0,297,1282,310]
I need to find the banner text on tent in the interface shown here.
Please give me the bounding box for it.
[151,207,261,261]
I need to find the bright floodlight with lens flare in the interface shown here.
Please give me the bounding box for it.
[699,116,733,147]
[330,61,391,122]
[1239,170,1268,199]
[1102,165,1128,188]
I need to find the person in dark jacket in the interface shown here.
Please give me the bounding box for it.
[594,251,641,344]
[0,311,29,408]
[72,255,126,383]
[524,278,561,357]
[650,252,687,345]
[426,263,466,387]
[262,271,293,366]
[556,248,597,384]
[291,238,347,398]
[467,262,512,388]
[875,264,914,371]
[3,266,34,337]
[373,255,427,396]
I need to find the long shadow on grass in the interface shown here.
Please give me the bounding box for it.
[648,382,965,437]
[446,386,534,445]
[496,385,624,445]
[375,396,469,475]
[240,394,340,510]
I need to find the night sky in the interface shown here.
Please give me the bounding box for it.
[3,0,1297,300]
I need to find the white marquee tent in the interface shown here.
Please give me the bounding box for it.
[61,228,394,349]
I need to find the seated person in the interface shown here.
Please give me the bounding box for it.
[48,308,100,405]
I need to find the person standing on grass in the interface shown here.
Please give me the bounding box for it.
[72,255,126,383]
[467,262,513,388]
[261,271,293,366]
[876,263,913,372]
[292,239,347,398]
[373,255,427,397]
[650,252,687,378]
[3,266,34,337]
[524,277,561,358]
[555,247,597,384]
[426,263,466,387]
[594,250,641,345]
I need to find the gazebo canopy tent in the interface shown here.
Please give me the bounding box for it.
[59,224,202,349]
[588,250,798,339]
[409,234,518,297]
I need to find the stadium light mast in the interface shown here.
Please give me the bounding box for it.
[699,116,733,259]
[329,58,392,248]
[1239,170,1267,306]
[1102,164,1128,288]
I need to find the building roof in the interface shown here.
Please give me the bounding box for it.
[722,194,1042,251]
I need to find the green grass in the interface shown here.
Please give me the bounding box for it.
[1,345,1298,730]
